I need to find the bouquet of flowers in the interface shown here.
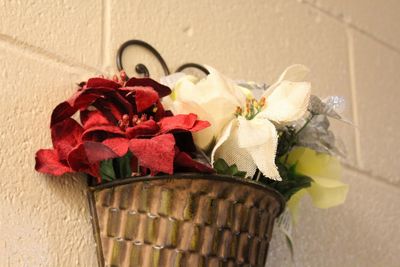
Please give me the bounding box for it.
[35,73,214,183]
[35,64,348,265]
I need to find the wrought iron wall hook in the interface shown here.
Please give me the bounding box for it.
[175,63,209,74]
[116,39,209,78]
[116,39,170,77]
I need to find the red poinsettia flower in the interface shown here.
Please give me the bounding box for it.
[92,113,212,176]
[51,75,171,127]
[35,74,214,183]
[35,118,120,180]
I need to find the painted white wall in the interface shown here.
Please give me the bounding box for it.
[0,0,399,266]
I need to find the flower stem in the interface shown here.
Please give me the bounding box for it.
[283,113,315,164]
[295,113,315,137]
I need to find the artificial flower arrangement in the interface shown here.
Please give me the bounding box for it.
[35,64,348,266]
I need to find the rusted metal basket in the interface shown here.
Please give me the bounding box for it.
[87,174,285,267]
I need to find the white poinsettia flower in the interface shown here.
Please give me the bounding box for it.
[163,64,311,181]
[211,64,311,180]
[162,66,249,150]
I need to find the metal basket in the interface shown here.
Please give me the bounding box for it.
[87,174,285,267]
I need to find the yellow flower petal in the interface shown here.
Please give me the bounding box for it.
[286,147,349,209]
[286,147,341,180]
[307,177,349,209]
[287,189,307,224]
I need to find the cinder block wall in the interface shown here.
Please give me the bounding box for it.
[0,0,399,266]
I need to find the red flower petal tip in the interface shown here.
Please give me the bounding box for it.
[129,134,176,175]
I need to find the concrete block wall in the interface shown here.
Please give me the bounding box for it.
[0,0,398,266]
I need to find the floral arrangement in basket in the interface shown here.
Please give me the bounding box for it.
[35,64,348,260]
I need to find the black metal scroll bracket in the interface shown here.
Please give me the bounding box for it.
[116,39,209,78]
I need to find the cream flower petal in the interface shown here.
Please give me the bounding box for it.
[167,72,244,150]
[211,119,235,164]
[171,67,246,147]
[212,119,258,177]
[173,75,201,102]
[237,116,281,180]
[237,85,254,99]
[178,66,246,108]
[202,65,249,106]
[159,72,187,88]
[277,64,310,83]
[263,64,310,99]
[170,101,217,150]
[258,81,311,123]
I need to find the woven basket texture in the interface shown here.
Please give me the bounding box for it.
[89,176,283,267]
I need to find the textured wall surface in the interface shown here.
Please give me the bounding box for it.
[0,0,399,266]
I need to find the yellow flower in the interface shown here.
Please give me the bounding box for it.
[286,147,349,219]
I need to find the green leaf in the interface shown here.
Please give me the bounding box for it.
[213,158,247,178]
[276,127,297,157]
[114,152,132,179]
[227,164,238,175]
[100,159,116,182]
[213,158,229,173]
[235,171,247,178]
[260,162,312,200]
[276,209,295,263]
[285,235,295,263]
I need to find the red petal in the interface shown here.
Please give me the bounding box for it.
[190,120,211,132]
[50,88,100,127]
[175,151,214,173]
[125,77,171,97]
[102,138,129,157]
[81,110,111,129]
[72,88,115,110]
[135,87,159,112]
[35,149,73,176]
[82,125,125,141]
[50,86,122,127]
[129,134,175,175]
[105,92,133,117]
[120,86,159,112]
[126,120,160,139]
[173,132,197,153]
[158,113,197,133]
[50,101,78,127]
[86,77,121,89]
[67,144,99,179]
[130,156,139,174]
[154,101,166,121]
[92,98,120,125]
[51,118,83,161]
[67,144,88,171]
[159,114,211,133]
[83,141,119,164]
[88,163,102,183]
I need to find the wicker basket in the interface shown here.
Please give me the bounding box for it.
[87,174,285,267]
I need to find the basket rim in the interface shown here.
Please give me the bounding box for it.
[88,173,286,215]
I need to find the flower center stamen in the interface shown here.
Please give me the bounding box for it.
[235,97,266,120]
[118,114,130,131]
